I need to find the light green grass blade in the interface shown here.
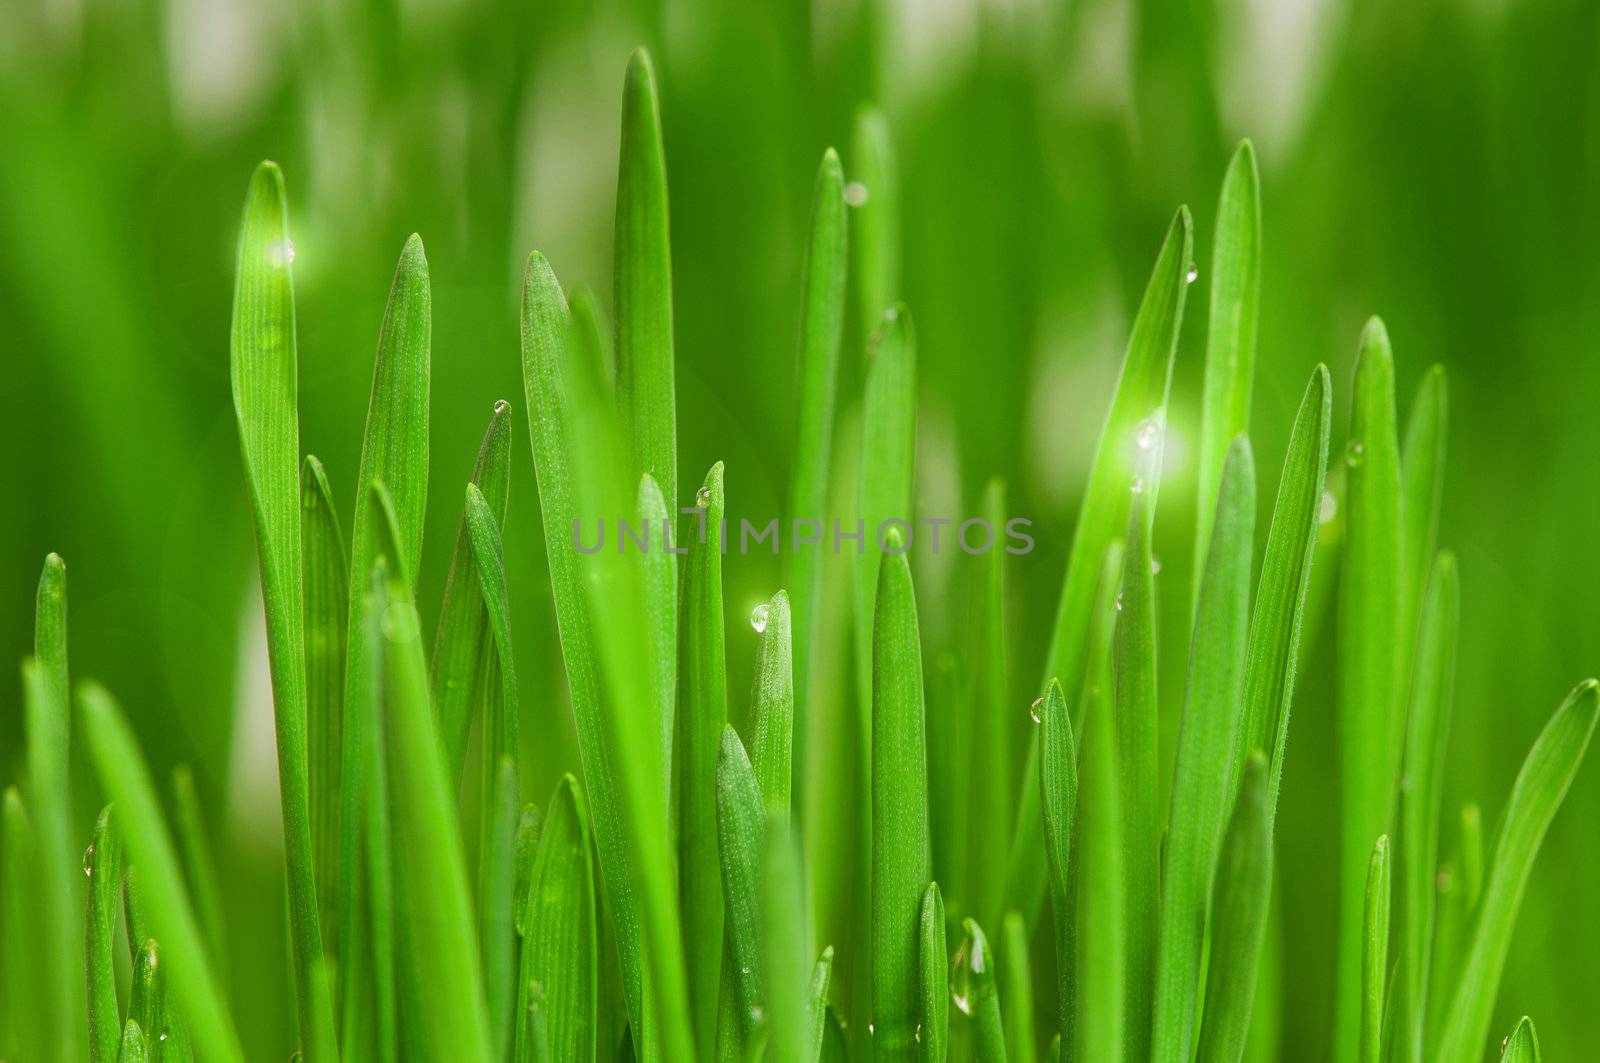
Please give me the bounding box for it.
[762,814,809,1063]
[171,766,227,978]
[483,756,520,1060]
[1396,552,1458,1063]
[1001,911,1037,1063]
[809,946,836,1063]
[1238,364,1331,814]
[86,806,123,1063]
[1499,1017,1540,1063]
[301,454,347,942]
[1039,677,1076,1044]
[1333,318,1403,1063]
[636,474,678,811]
[716,726,765,1053]
[1194,141,1261,593]
[919,883,948,1063]
[751,590,795,819]
[679,461,728,1056]
[570,283,615,394]
[614,47,677,510]
[1360,836,1391,1063]
[1398,365,1447,699]
[1196,753,1273,1063]
[464,477,521,824]
[849,107,899,340]
[870,536,933,1059]
[954,919,1006,1059]
[78,683,243,1063]
[119,1019,149,1063]
[2,788,42,1062]
[1436,681,1600,1063]
[1425,802,1482,1052]
[430,400,513,792]
[1153,436,1255,1063]
[516,775,597,1062]
[1010,207,1193,927]
[787,148,847,794]
[971,478,1011,930]
[228,160,335,1058]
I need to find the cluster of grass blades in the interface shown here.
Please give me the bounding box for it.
[1,46,1593,1063]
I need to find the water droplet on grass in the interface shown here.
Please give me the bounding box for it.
[1130,477,1145,495]
[696,484,712,508]
[845,181,870,207]
[1134,417,1161,450]
[1345,440,1365,467]
[1320,490,1338,524]
[1185,266,1198,283]
[751,604,770,633]
[1029,697,1043,724]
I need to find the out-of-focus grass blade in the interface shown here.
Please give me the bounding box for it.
[971,479,1011,930]
[570,283,615,394]
[228,160,335,1057]
[1395,553,1458,1063]
[919,883,948,1063]
[1360,836,1391,1063]
[482,756,520,1059]
[1001,911,1037,1063]
[1153,437,1255,1063]
[849,107,898,341]
[1435,681,1600,1063]
[787,148,847,790]
[1499,1017,1540,1063]
[2,788,42,1062]
[614,47,677,509]
[1010,208,1193,927]
[78,683,243,1062]
[301,454,347,938]
[1398,365,1447,695]
[820,1007,850,1063]
[809,946,835,1063]
[1333,318,1403,1063]
[517,774,597,1062]
[762,814,809,1063]
[171,766,227,977]
[1238,365,1331,813]
[430,400,513,792]
[1193,141,1261,592]
[1425,802,1482,1051]
[1039,677,1076,1044]
[679,462,728,1055]
[636,474,677,808]
[870,537,933,1058]
[86,805,123,1063]
[954,919,1005,1057]
[1196,754,1272,1063]
[750,590,795,818]
[716,726,764,1054]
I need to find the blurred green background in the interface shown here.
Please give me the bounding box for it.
[4,0,1600,1056]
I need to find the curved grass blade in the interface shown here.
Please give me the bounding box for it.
[1436,680,1600,1063]
[750,590,795,819]
[614,47,677,509]
[810,946,836,1063]
[1499,1017,1540,1063]
[301,454,348,938]
[78,683,243,1062]
[849,107,899,341]
[1424,801,1481,1052]
[762,814,809,1063]
[1196,754,1273,1063]
[171,766,227,978]
[1238,364,1331,814]
[228,160,336,1057]
[954,919,1005,1059]
[716,726,764,1053]
[1360,836,1391,1063]
[1001,911,1037,1063]
[517,774,597,1062]
[2,788,42,1062]
[870,536,933,1059]
[1010,208,1193,927]
[1333,318,1403,1063]
[679,461,728,1055]
[1153,437,1255,1063]
[1039,677,1076,1043]
[971,478,1011,930]
[86,806,123,1063]
[919,883,948,1063]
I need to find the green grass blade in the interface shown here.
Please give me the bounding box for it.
[1001,911,1037,1063]
[430,400,513,792]
[1194,141,1261,592]
[971,479,1012,930]
[1039,677,1076,1043]
[2,788,42,1062]
[1425,802,1482,1052]
[1499,1017,1540,1063]
[1010,207,1193,927]
[570,283,615,394]
[614,47,677,509]
[870,536,933,1059]
[463,476,522,830]
[954,919,1006,1059]
[751,590,795,819]
[77,683,243,1063]
[1396,552,1459,1062]
[679,461,729,1056]
[1333,318,1403,1063]
[1436,681,1600,1063]
[228,160,335,1058]
[1238,364,1331,813]
[483,755,521,1060]
[820,1007,850,1063]
[301,454,348,941]
[849,107,899,340]
[1196,754,1273,1063]
[1360,836,1391,1063]
[716,726,765,1052]
[86,806,124,1063]
[809,946,835,1063]
[919,883,948,1063]
[128,937,160,1047]
[171,766,227,978]
[762,814,809,1063]
[636,474,678,810]
[1398,365,1447,692]
[119,1019,149,1063]
[1153,436,1255,1063]
[517,774,597,1062]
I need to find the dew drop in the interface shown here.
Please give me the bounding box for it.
[1319,490,1338,524]
[159,1031,169,1043]
[269,238,296,266]
[844,181,870,207]
[1150,556,1163,575]
[83,844,94,877]
[695,484,712,508]
[1115,593,1125,612]
[750,1005,765,1023]
[750,604,770,634]
[741,964,752,975]
[868,1021,876,1036]
[1130,476,1146,495]
[914,1024,922,1043]
[949,938,973,1015]
[1029,697,1044,724]
[1185,266,1199,284]
[884,306,899,323]
[381,601,421,642]
[1134,417,1161,450]
[1344,440,1366,468]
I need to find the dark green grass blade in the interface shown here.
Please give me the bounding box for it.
[636,474,678,814]
[820,1007,850,1063]
[1333,318,1403,1063]
[1436,681,1600,1063]
[228,161,335,1058]
[1499,1017,1540,1063]
[171,766,227,978]
[464,478,522,834]
[1425,803,1482,1052]
[787,148,847,804]
[614,47,677,509]
[1039,677,1076,1043]
[517,775,597,1062]
[1238,365,1331,813]
[1194,141,1261,591]
[1360,836,1391,1063]
[2,789,42,1062]
[955,919,1006,1059]
[86,806,123,1063]
[1398,365,1447,700]
[1001,911,1037,1063]
[128,938,161,1048]
[1153,437,1255,1063]
[1010,208,1193,927]
[716,726,765,1053]
[750,590,796,819]
[849,107,899,341]
[970,478,1011,930]
[301,454,348,941]
[810,946,836,1063]
[870,537,933,1059]
[918,883,948,1063]
[1196,754,1272,1063]
[483,756,520,1061]
[78,683,243,1062]
[1395,553,1458,1063]
[762,814,809,1063]
[430,400,513,792]
[679,461,728,1056]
